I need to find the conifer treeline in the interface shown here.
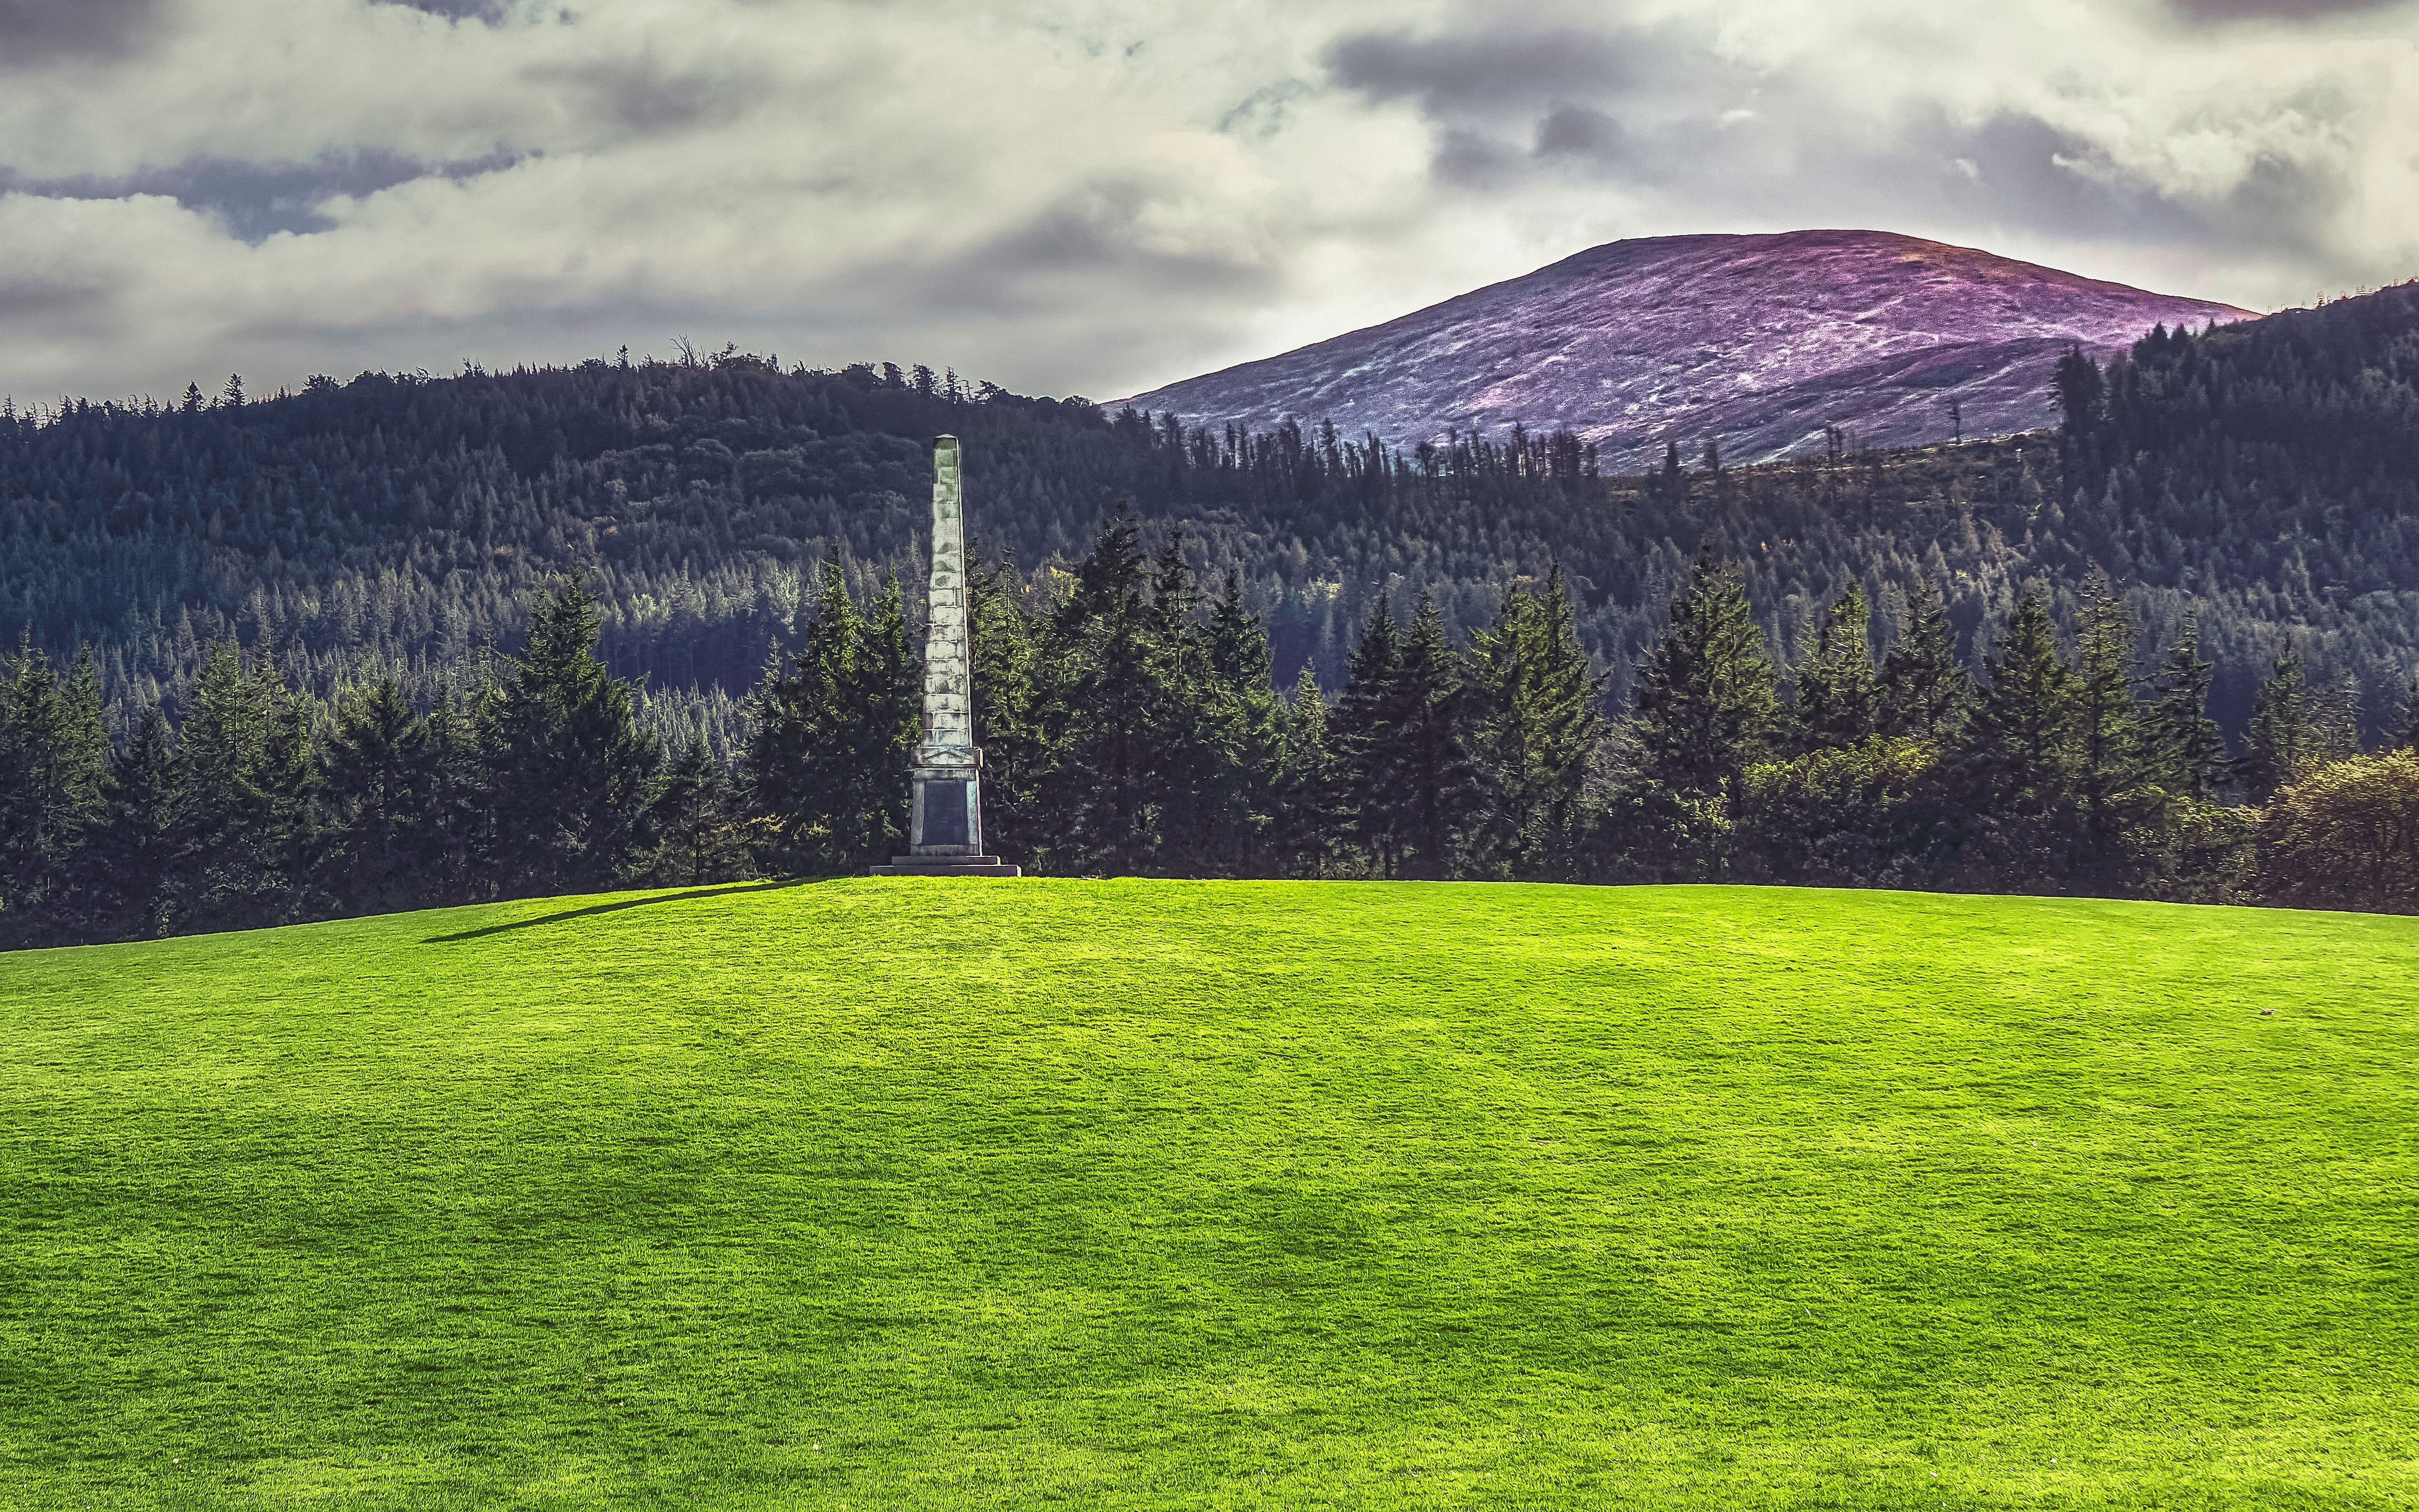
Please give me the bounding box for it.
[6,280,2417,757]
[6,520,2415,949]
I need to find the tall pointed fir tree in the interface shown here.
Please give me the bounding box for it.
[1042,513,1160,871]
[1334,592,1413,876]
[1140,538,1264,875]
[2305,672,2364,769]
[650,733,740,885]
[1391,591,1484,879]
[1878,580,1972,740]
[2069,572,2152,865]
[0,637,112,945]
[94,705,176,940]
[2243,649,2312,802]
[166,637,319,932]
[1789,583,1880,753]
[418,679,489,902]
[852,575,920,854]
[1184,567,1285,874]
[1627,553,1776,802]
[966,550,1049,863]
[746,562,917,873]
[1955,586,2078,870]
[2145,618,2228,799]
[1273,662,1344,877]
[317,674,438,916]
[1467,566,1608,879]
[483,575,657,895]
[2052,346,2107,436]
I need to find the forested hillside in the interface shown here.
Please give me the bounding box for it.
[4,282,2418,947]
[4,280,2415,754]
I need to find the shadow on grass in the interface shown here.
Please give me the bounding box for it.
[423,878,821,943]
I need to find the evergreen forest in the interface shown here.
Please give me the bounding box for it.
[4,284,2417,945]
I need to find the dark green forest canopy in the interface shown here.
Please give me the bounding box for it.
[5,282,2415,744]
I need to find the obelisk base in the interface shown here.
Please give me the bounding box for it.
[870,854,1021,877]
[871,747,1017,876]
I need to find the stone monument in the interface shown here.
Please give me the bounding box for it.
[872,434,1020,877]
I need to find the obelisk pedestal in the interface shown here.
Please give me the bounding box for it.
[873,434,1019,877]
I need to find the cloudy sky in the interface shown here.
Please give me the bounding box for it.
[3,0,2414,407]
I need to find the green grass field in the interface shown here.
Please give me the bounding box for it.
[3,881,2414,1509]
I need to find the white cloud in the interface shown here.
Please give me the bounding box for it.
[0,0,2412,407]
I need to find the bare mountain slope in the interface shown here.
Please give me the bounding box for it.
[1120,230,2256,471]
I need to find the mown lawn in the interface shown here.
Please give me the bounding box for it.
[2,880,2413,1509]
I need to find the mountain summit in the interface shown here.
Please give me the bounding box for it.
[1121,230,2256,470]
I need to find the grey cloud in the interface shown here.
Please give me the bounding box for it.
[374,0,514,18]
[1533,105,1622,159]
[1328,17,1764,181]
[1,150,522,242]
[908,184,1277,319]
[0,264,111,323]
[1928,114,2209,242]
[1328,14,2361,270]
[522,55,772,135]
[1899,104,2354,262]
[0,0,169,70]
[2168,0,2402,20]
[1323,28,1636,115]
[1431,127,1526,190]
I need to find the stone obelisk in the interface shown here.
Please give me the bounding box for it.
[873,435,1019,876]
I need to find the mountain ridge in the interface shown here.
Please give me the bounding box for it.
[1121,229,2258,469]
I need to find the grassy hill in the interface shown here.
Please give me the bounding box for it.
[3,880,2414,1509]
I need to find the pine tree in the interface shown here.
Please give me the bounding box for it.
[2243,649,2312,801]
[851,573,920,856]
[484,575,657,894]
[251,636,320,903]
[746,562,916,873]
[2069,572,2151,862]
[1044,514,1160,870]
[2305,672,2364,769]
[651,733,738,885]
[1139,537,1237,874]
[1334,593,1412,876]
[419,681,488,900]
[2145,619,2227,798]
[1207,569,1271,692]
[1628,554,1776,802]
[1957,585,2078,850]
[317,675,435,913]
[967,551,1048,862]
[1184,568,1284,874]
[1879,581,1972,740]
[2393,669,2419,751]
[93,705,176,939]
[2052,347,2105,434]
[1273,662,1343,876]
[1971,589,2075,773]
[1393,591,1484,879]
[0,637,112,944]
[1467,566,1607,879]
[166,638,317,931]
[1789,583,1880,752]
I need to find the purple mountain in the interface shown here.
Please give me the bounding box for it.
[1119,230,2256,472]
